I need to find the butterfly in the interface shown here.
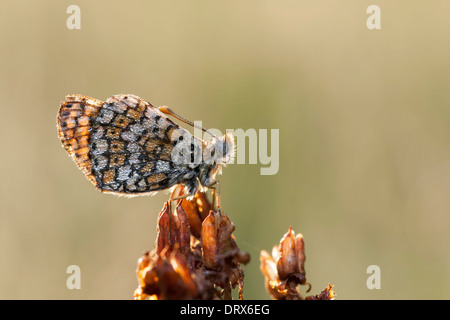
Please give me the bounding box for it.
[57,94,235,196]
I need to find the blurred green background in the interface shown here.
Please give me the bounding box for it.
[1,1,450,299]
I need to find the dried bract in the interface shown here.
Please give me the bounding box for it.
[305,283,335,300]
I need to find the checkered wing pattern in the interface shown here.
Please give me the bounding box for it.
[57,94,195,195]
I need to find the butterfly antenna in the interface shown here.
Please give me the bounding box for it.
[158,106,218,139]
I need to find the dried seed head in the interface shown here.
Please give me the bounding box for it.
[260,226,334,300]
[135,194,250,300]
[201,210,247,270]
[201,211,220,270]
[134,249,213,300]
[276,226,306,285]
[155,201,191,259]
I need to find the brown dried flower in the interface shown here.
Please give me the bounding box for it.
[134,249,213,300]
[134,187,250,300]
[260,226,335,300]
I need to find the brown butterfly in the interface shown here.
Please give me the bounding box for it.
[57,94,234,196]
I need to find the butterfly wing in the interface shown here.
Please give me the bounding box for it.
[57,94,196,195]
[57,94,103,187]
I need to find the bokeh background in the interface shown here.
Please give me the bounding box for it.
[1,1,450,299]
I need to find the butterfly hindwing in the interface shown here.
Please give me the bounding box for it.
[57,94,104,186]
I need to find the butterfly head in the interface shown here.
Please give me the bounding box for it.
[213,131,235,165]
[199,131,235,188]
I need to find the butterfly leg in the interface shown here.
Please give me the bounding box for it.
[207,181,221,210]
[168,185,191,202]
[169,193,191,201]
